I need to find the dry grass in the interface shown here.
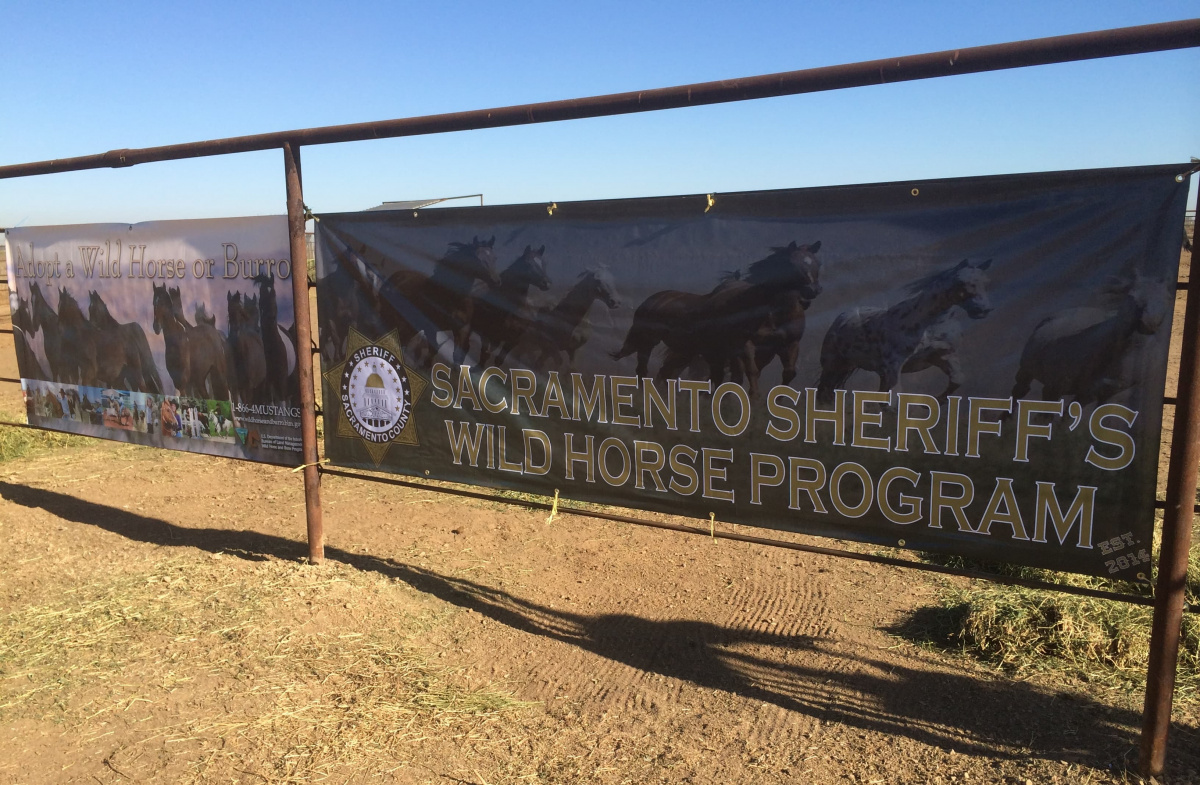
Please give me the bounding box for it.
[0,554,530,782]
[0,412,82,463]
[906,528,1200,706]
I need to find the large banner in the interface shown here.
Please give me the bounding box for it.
[5,217,302,463]
[316,165,1190,577]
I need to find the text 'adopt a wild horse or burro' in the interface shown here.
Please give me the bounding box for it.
[315,165,1192,578]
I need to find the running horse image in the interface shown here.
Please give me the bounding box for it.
[816,258,993,403]
[613,240,823,395]
[521,267,621,369]
[378,236,501,365]
[10,297,48,381]
[88,290,164,394]
[1011,270,1169,406]
[152,283,231,399]
[28,282,64,383]
[472,244,552,366]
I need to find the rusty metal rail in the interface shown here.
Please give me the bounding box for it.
[0,20,1197,180]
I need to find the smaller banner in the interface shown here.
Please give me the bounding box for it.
[5,217,302,463]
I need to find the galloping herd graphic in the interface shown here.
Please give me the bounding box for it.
[13,275,296,406]
[321,232,1171,408]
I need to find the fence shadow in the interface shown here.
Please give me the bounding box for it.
[3,479,1197,776]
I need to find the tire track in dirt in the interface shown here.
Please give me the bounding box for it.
[505,551,841,752]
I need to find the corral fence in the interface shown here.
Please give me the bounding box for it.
[0,19,1198,777]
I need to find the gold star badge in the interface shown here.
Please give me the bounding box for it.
[322,328,427,467]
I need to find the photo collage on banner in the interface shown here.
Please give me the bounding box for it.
[314,165,1190,577]
[6,217,302,463]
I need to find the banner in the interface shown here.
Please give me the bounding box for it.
[315,165,1190,577]
[5,217,302,462]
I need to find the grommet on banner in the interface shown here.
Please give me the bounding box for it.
[709,511,716,541]
[547,202,558,216]
[546,489,560,525]
[911,188,920,197]
[705,194,716,213]
[1175,159,1200,182]
[292,458,329,473]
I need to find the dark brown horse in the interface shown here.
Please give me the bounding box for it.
[28,282,65,383]
[55,288,98,385]
[11,297,48,381]
[522,267,621,369]
[228,290,267,404]
[379,236,501,365]
[614,241,823,395]
[152,284,230,399]
[473,244,551,366]
[88,291,164,394]
[252,274,290,403]
[153,283,190,395]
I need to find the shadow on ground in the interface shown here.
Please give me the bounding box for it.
[4,480,1197,778]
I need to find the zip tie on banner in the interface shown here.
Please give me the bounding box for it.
[705,194,716,213]
[547,202,558,216]
[709,511,716,541]
[292,458,329,473]
[546,489,560,525]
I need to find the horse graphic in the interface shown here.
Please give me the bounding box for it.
[252,274,291,404]
[378,236,501,366]
[55,288,98,386]
[152,284,230,400]
[11,297,48,381]
[29,282,65,383]
[228,290,267,404]
[318,240,389,366]
[88,291,164,394]
[613,241,823,395]
[472,244,552,366]
[1011,270,1169,406]
[816,258,992,403]
[520,267,621,369]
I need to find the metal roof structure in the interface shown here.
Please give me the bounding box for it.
[365,194,484,211]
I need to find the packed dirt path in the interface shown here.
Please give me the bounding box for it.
[0,439,1197,784]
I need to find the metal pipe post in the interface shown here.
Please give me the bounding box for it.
[1139,185,1200,775]
[283,141,324,564]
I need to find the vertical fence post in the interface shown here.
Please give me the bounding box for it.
[283,141,324,564]
[1139,184,1200,776]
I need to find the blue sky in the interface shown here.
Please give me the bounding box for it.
[0,1,1196,226]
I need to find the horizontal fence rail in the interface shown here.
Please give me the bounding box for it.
[0,20,1197,179]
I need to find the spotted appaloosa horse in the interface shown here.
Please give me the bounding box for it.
[816,258,992,403]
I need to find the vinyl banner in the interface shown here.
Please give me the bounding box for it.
[5,217,302,463]
[316,165,1190,577]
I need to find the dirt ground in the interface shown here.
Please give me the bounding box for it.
[0,263,1198,784]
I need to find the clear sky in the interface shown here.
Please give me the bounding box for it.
[1,1,1197,226]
